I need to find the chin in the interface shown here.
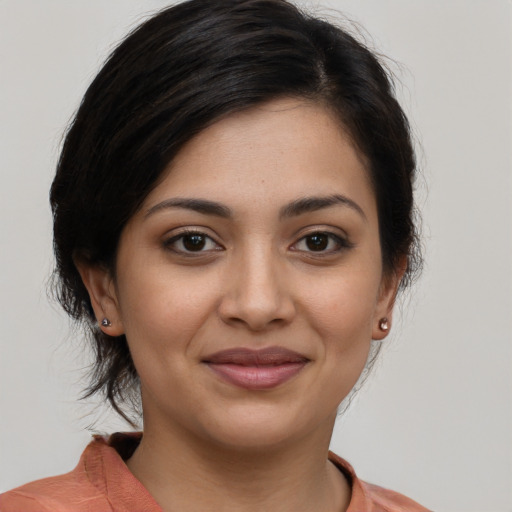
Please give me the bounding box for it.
[196,402,332,453]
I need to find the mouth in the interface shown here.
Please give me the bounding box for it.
[202,347,309,390]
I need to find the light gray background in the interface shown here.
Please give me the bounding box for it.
[0,1,511,511]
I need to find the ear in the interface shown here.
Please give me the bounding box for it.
[75,260,124,337]
[372,258,407,341]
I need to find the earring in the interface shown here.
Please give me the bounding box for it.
[378,317,389,332]
[101,318,112,327]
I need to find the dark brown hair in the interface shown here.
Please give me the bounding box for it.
[50,0,421,423]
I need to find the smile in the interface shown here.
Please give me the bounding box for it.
[203,347,309,390]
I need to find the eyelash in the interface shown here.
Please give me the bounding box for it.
[291,231,352,255]
[163,229,351,256]
[163,229,223,254]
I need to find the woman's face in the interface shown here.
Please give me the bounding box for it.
[86,98,399,449]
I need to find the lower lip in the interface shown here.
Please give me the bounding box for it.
[206,362,307,390]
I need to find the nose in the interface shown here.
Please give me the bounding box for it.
[218,245,296,331]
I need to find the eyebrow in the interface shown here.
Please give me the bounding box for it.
[145,194,366,221]
[279,194,367,221]
[145,198,232,218]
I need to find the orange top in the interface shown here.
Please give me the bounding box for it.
[0,433,430,512]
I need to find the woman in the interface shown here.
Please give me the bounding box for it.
[0,0,428,510]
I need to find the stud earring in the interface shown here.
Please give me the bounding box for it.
[378,317,389,332]
[101,318,112,328]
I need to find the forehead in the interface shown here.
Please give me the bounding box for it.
[143,98,376,219]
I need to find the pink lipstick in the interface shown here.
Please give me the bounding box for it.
[203,347,309,390]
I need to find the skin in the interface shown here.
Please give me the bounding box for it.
[79,98,402,512]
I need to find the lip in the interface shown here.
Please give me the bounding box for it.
[203,347,309,390]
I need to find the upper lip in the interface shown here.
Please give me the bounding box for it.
[203,346,309,366]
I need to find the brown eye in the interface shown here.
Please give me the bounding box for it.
[305,234,329,251]
[292,231,350,255]
[182,234,206,251]
[164,231,221,254]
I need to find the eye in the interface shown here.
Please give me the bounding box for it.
[292,231,349,254]
[164,230,222,254]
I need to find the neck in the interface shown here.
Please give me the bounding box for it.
[126,416,350,512]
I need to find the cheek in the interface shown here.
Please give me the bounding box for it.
[299,267,380,395]
[115,262,221,354]
[300,269,380,339]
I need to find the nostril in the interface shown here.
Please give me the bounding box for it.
[217,258,296,329]
[218,295,296,331]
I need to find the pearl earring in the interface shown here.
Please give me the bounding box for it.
[101,318,112,327]
[378,317,389,332]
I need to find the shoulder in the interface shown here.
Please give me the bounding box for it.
[0,436,119,512]
[0,471,109,512]
[358,481,431,512]
[0,433,156,512]
[328,451,432,512]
